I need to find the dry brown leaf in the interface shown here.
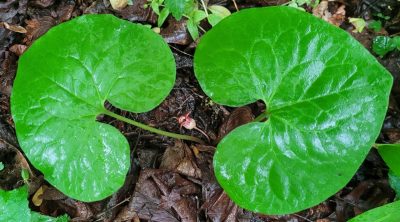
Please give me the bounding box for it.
[313,1,346,27]
[23,17,56,46]
[32,185,46,206]
[160,140,202,178]
[110,0,128,10]
[127,169,199,222]
[216,106,254,143]
[30,0,55,8]
[9,44,27,56]
[2,22,27,33]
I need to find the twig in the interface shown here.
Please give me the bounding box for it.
[232,0,239,11]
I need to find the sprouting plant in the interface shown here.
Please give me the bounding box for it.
[194,6,392,214]
[368,20,382,32]
[286,0,320,10]
[145,0,230,39]
[11,14,204,202]
[372,35,400,57]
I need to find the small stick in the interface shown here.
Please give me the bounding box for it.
[232,0,239,11]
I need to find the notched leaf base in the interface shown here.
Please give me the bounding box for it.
[194,6,393,214]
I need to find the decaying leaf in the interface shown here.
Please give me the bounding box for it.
[313,1,346,26]
[9,44,27,56]
[160,140,202,178]
[32,185,46,206]
[2,22,27,33]
[110,0,128,10]
[127,169,200,222]
[216,106,254,143]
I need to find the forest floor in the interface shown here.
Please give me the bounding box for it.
[1,0,400,221]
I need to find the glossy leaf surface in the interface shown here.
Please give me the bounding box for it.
[377,144,400,176]
[348,200,400,222]
[11,14,175,201]
[194,6,392,214]
[0,187,68,221]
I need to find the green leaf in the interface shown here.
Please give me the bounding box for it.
[158,7,170,27]
[187,18,199,40]
[21,169,29,182]
[389,171,400,200]
[11,15,175,201]
[377,144,400,176]
[0,162,4,171]
[150,1,160,15]
[207,14,223,26]
[32,213,69,222]
[192,9,207,23]
[194,6,392,214]
[368,20,382,32]
[392,36,400,49]
[0,186,69,221]
[348,200,400,222]
[372,36,397,56]
[0,187,30,222]
[164,0,194,20]
[349,17,366,33]
[208,5,231,18]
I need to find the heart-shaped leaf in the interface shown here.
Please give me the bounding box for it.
[194,6,392,214]
[11,14,175,201]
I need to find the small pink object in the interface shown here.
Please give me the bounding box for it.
[177,112,210,141]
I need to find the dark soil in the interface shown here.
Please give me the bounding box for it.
[1,0,400,221]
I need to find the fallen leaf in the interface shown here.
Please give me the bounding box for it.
[32,185,46,206]
[313,1,346,26]
[216,106,254,143]
[2,22,27,33]
[9,44,27,56]
[161,18,191,45]
[160,140,202,178]
[23,17,56,46]
[110,0,128,10]
[30,0,55,8]
[128,169,199,222]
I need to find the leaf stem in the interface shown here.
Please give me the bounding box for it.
[200,0,209,17]
[253,111,269,122]
[102,110,205,144]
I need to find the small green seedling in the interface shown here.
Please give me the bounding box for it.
[372,36,400,56]
[146,0,230,39]
[194,6,392,214]
[11,14,203,202]
[21,168,29,185]
[368,20,382,32]
[0,186,69,221]
[287,0,319,10]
